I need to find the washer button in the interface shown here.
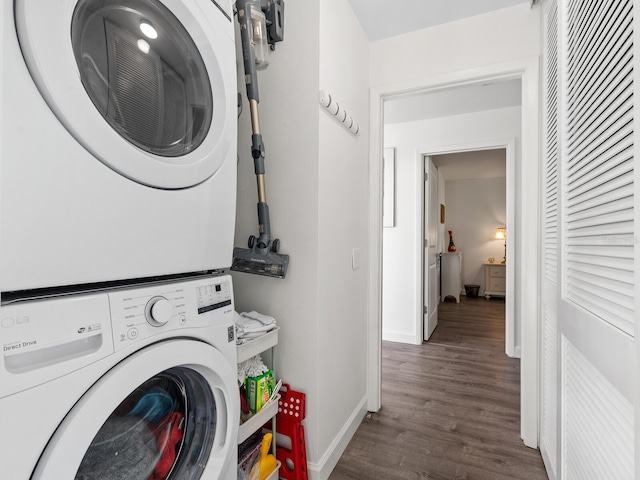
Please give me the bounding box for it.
[179,315,187,325]
[127,328,139,340]
[145,296,173,326]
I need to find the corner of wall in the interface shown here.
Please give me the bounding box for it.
[307,396,368,480]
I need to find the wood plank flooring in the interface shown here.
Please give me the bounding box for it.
[330,297,548,480]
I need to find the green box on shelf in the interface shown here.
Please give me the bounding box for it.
[245,370,275,414]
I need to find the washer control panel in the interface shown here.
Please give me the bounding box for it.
[108,275,234,351]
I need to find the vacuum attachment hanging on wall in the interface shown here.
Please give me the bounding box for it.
[231,0,289,279]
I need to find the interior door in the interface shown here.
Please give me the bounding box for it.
[555,0,636,478]
[540,0,560,476]
[424,157,439,340]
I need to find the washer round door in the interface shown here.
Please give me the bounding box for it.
[32,340,239,480]
[15,0,235,189]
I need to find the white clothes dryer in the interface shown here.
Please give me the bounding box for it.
[0,274,239,480]
[1,0,237,292]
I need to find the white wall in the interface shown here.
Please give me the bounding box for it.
[369,4,540,86]
[445,176,506,293]
[232,0,321,412]
[317,0,370,476]
[232,0,321,466]
[382,106,520,344]
[232,0,370,478]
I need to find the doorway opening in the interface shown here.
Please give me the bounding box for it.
[381,142,515,347]
[371,58,541,447]
[425,149,510,349]
[380,96,517,351]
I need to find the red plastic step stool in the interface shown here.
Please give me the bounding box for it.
[275,384,308,480]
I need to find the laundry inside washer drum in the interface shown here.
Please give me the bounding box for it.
[75,416,159,480]
[75,367,217,480]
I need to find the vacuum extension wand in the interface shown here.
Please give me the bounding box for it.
[231,0,289,279]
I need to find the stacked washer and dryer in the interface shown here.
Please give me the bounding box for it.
[1,0,240,478]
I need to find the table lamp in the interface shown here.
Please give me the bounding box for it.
[495,227,506,264]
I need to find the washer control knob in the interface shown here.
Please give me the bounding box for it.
[145,296,173,327]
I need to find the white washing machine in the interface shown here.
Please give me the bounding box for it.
[1,0,237,292]
[0,274,239,480]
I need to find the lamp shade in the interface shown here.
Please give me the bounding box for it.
[494,227,506,241]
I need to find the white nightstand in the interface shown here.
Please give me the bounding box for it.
[484,263,506,299]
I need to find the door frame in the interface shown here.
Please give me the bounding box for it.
[367,56,541,447]
[419,141,516,352]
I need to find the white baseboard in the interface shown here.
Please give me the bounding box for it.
[382,330,420,345]
[539,440,557,480]
[307,396,368,480]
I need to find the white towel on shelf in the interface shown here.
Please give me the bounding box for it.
[235,311,277,339]
[241,311,276,326]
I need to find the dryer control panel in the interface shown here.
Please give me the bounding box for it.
[108,275,234,352]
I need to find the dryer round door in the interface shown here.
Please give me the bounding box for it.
[15,0,235,189]
[31,339,239,480]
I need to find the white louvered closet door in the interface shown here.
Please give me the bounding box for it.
[557,0,636,479]
[540,0,560,478]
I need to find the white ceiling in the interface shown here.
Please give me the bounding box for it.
[347,0,529,41]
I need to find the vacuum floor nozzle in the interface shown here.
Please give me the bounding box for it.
[231,247,289,279]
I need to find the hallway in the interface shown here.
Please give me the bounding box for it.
[330,297,548,479]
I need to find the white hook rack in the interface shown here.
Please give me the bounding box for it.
[318,90,360,136]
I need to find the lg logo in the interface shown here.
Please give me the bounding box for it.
[1,316,30,328]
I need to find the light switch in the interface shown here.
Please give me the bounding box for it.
[352,248,360,270]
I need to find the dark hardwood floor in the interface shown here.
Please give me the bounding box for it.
[330,297,548,480]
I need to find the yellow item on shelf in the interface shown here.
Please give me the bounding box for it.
[254,432,277,480]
